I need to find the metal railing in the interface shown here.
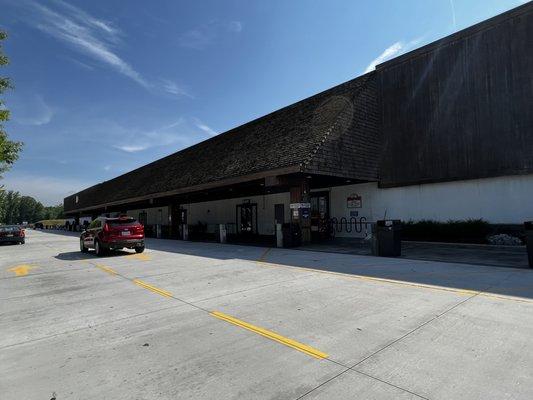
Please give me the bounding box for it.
[328,217,373,238]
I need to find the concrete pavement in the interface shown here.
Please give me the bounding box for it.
[1,230,533,399]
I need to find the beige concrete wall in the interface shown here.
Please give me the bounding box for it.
[328,173,533,237]
[126,206,170,226]
[183,192,290,236]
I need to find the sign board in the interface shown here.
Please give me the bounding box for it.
[347,194,362,208]
[290,203,311,209]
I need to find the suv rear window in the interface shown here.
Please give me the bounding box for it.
[107,218,138,227]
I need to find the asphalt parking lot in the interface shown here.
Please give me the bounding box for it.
[2,230,533,399]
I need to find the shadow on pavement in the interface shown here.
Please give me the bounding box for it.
[34,230,533,301]
[55,249,135,261]
[140,237,533,301]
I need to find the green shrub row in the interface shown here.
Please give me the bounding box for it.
[401,219,492,244]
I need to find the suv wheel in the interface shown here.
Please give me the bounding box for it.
[135,246,145,254]
[95,240,105,257]
[80,238,88,253]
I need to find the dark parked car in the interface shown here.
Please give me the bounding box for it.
[80,216,145,256]
[0,225,25,245]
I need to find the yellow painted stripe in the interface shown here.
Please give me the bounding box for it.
[210,311,328,359]
[133,279,172,298]
[128,253,151,261]
[95,264,118,275]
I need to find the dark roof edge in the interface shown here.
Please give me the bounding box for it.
[377,1,533,70]
[65,165,301,214]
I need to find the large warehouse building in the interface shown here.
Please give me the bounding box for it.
[65,3,533,244]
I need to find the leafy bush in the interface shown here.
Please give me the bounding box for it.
[401,219,491,244]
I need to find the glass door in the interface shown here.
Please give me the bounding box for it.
[310,192,329,241]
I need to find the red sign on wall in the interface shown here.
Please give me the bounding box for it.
[347,194,362,208]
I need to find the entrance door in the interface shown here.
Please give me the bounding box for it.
[236,203,258,236]
[310,191,329,241]
[170,206,187,240]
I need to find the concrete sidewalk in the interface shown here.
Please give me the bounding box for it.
[302,237,529,269]
[2,230,533,399]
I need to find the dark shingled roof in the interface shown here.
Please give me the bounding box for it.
[65,72,380,212]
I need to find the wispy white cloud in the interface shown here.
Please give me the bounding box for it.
[364,38,423,73]
[61,55,95,71]
[1,172,92,206]
[194,118,217,136]
[28,0,149,88]
[22,0,188,97]
[113,119,188,153]
[12,94,54,126]
[160,79,192,98]
[178,20,243,50]
[114,144,148,153]
[227,21,243,33]
[449,0,457,31]
[51,0,120,37]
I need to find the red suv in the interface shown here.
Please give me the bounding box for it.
[80,216,145,256]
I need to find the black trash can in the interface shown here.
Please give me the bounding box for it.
[372,220,402,257]
[282,223,302,248]
[525,221,533,268]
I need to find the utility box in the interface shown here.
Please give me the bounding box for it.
[282,223,301,248]
[525,221,533,268]
[372,220,402,257]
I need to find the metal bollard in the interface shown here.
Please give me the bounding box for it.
[219,224,227,244]
[276,223,283,248]
[525,221,533,268]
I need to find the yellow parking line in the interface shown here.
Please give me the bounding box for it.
[210,311,328,359]
[128,253,151,261]
[133,279,172,298]
[95,264,118,275]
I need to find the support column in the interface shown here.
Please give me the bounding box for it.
[169,204,180,239]
[290,178,311,244]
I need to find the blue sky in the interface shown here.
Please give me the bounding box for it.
[0,0,528,205]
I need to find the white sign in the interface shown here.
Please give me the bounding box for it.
[290,203,311,209]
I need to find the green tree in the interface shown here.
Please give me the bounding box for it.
[1,190,20,224]
[18,195,45,222]
[42,204,64,220]
[0,31,23,178]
